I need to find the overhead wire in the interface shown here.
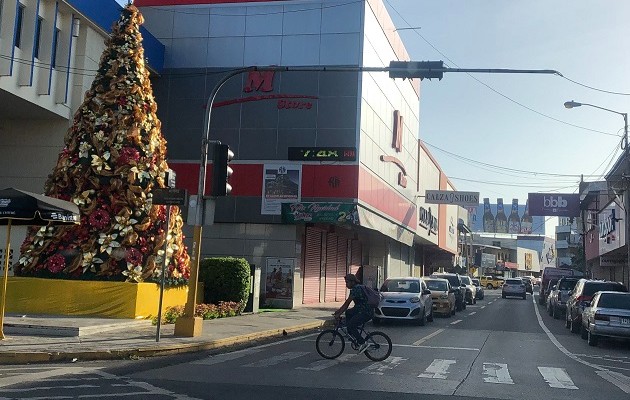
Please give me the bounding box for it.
[382,0,622,138]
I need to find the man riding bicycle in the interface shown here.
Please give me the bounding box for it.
[333,274,373,354]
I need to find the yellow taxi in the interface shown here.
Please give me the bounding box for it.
[424,277,455,317]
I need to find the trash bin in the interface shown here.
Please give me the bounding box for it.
[244,264,260,313]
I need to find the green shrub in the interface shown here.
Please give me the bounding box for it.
[152,301,242,325]
[199,257,250,313]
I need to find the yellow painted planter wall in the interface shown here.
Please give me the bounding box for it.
[2,277,189,319]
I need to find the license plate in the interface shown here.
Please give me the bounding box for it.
[622,318,630,325]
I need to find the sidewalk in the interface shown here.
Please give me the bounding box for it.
[0,303,342,365]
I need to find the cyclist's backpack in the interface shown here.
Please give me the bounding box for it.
[361,285,382,307]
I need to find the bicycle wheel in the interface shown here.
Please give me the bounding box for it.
[316,330,345,359]
[364,331,392,361]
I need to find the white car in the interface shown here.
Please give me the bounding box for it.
[581,291,630,346]
[373,277,433,326]
[502,278,527,300]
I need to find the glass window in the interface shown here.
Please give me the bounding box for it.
[425,280,447,292]
[34,16,43,59]
[584,283,628,297]
[15,4,24,49]
[460,276,471,285]
[597,293,630,310]
[558,279,578,291]
[51,27,59,68]
[381,280,421,293]
[506,279,522,285]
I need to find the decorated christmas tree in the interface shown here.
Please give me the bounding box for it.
[15,4,190,285]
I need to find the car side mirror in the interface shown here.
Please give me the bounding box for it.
[422,289,431,296]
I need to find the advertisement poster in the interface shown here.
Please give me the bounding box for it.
[265,258,294,300]
[281,202,359,224]
[261,164,301,215]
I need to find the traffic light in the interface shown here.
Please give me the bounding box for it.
[388,60,444,81]
[211,143,234,197]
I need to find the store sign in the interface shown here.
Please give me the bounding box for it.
[599,209,616,238]
[600,256,625,268]
[288,147,356,161]
[281,202,359,224]
[425,190,480,207]
[528,193,580,217]
[419,206,438,235]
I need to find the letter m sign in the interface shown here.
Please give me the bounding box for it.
[244,70,275,93]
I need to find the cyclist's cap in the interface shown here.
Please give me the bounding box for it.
[344,274,359,283]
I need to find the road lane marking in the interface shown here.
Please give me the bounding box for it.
[396,344,480,351]
[468,312,477,316]
[296,354,355,371]
[357,357,407,375]
[243,351,309,367]
[418,359,456,379]
[413,328,445,345]
[538,367,578,389]
[0,367,96,389]
[482,363,514,384]
[450,320,462,325]
[532,294,630,394]
[193,348,263,365]
[480,306,486,309]
[596,370,630,394]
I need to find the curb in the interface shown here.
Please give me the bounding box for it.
[0,319,333,365]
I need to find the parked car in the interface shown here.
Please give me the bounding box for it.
[472,278,485,300]
[521,276,533,294]
[581,291,630,346]
[431,273,466,311]
[502,278,527,300]
[459,275,477,305]
[540,267,580,305]
[374,277,434,325]
[480,275,504,290]
[547,277,579,319]
[543,278,559,306]
[424,277,456,317]
[533,276,541,286]
[566,279,628,333]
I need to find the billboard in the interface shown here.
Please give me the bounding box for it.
[470,199,545,235]
[528,193,581,217]
[425,190,480,207]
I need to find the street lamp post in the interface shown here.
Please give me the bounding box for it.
[565,100,629,287]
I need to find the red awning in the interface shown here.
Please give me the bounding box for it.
[505,262,519,270]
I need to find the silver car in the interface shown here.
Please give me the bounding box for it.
[581,291,630,346]
[374,277,433,326]
[547,277,579,319]
[502,278,527,300]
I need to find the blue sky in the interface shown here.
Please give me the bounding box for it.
[116,0,630,203]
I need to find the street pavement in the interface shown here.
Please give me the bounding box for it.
[1,289,629,399]
[0,303,343,364]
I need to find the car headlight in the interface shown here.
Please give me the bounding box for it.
[439,294,448,299]
[410,297,421,303]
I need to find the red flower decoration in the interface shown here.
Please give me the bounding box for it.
[46,254,66,274]
[89,209,111,230]
[126,247,143,265]
[117,146,140,165]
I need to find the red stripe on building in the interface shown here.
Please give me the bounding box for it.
[358,166,417,230]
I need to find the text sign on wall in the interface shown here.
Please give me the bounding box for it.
[288,147,357,161]
[528,193,580,217]
[425,190,480,207]
[152,188,188,206]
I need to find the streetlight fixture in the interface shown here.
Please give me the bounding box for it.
[565,100,629,287]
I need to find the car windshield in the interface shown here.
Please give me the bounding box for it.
[472,279,480,286]
[584,282,629,296]
[597,293,630,309]
[433,275,459,287]
[558,280,578,290]
[460,277,471,285]
[506,279,522,285]
[381,280,420,293]
[426,280,447,291]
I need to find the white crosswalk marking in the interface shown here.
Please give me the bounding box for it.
[193,348,263,366]
[483,363,514,384]
[538,367,578,389]
[596,370,630,394]
[243,351,309,368]
[296,354,355,371]
[357,357,407,375]
[418,359,456,379]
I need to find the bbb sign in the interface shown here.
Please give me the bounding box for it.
[528,193,580,217]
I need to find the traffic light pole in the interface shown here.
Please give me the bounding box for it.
[174,63,561,337]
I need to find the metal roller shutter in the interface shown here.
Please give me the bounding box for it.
[325,234,338,302]
[335,236,348,301]
[350,240,362,275]
[303,228,322,304]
